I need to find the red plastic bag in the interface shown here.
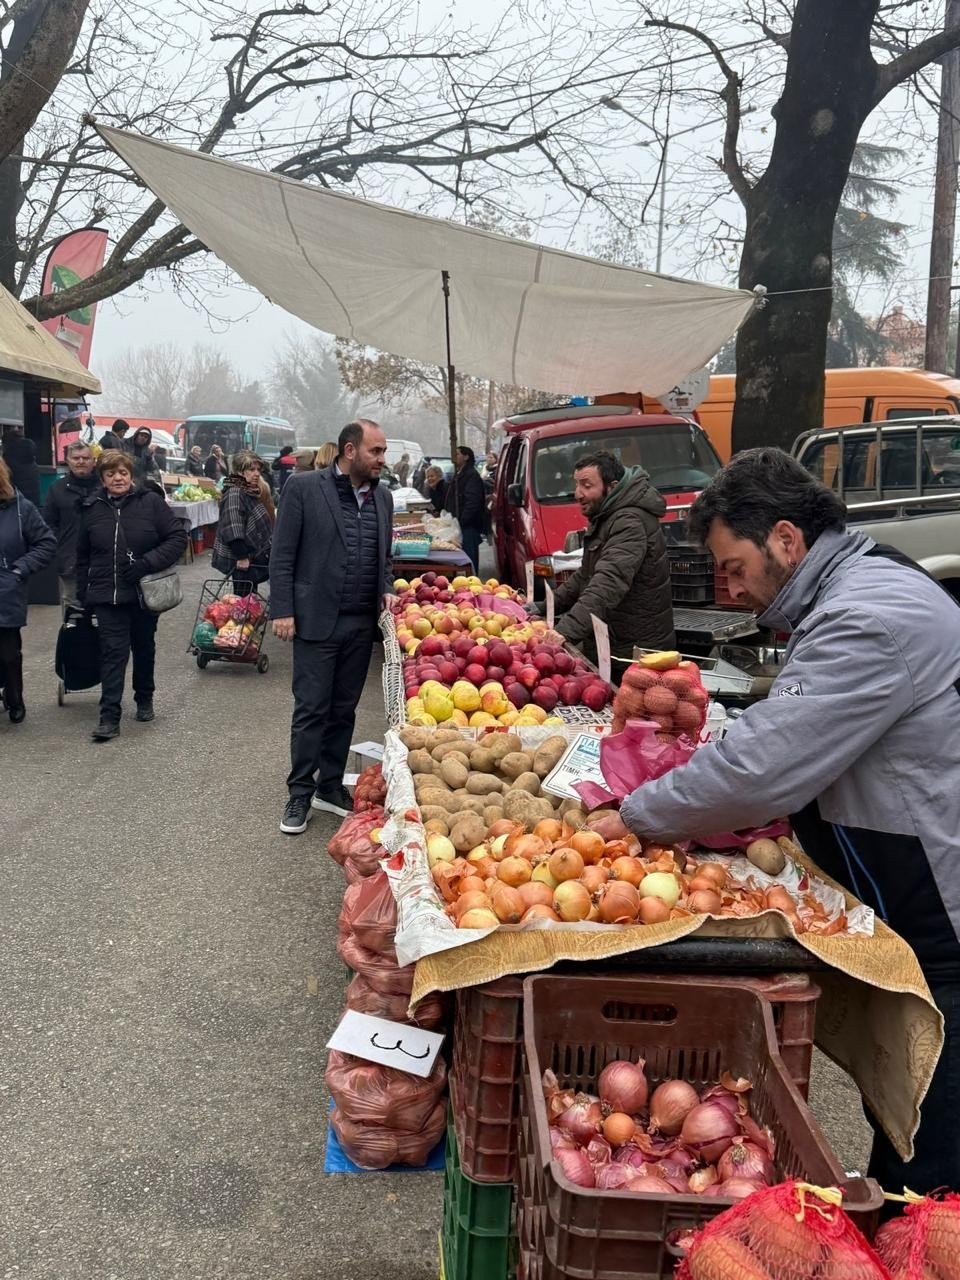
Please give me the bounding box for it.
[337,872,397,955]
[344,974,447,1029]
[676,1181,890,1280]
[353,762,387,812]
[874,1192,960,1279]
[325,1049,447,1130]
[692,820,792,851]
[336,929,413,996]
[331,1099,446,1170]
[576,719,698,810]
[327,808,384,872]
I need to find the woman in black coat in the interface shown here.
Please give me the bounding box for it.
[75,449,187,742]
[0,457,55,721]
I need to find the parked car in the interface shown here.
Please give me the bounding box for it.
[793,415,960,600]
[491,405,721,593]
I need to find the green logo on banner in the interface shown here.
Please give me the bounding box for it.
[51,264,92,326]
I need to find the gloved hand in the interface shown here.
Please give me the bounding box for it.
[524,600,545,618]
[121,559,146,586]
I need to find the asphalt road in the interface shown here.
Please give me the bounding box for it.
[0,552,871,1279]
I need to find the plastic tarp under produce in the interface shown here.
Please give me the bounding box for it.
[97,125,756,397]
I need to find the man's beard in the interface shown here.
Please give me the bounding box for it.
[743,548,794,612]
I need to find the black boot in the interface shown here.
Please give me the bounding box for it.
[91,719,120,741]
[8,702,25,724]
[135,700,155,722]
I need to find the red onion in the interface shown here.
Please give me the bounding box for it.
[625,1173,670,1193]
[543,1069,576,1120]
[649,1079,700,1136]
[586,1135,612,1167]
[598,1059,648,1115]
[549,1127,577,1154]
[624,1130,678,1161]
[699,1084,741,1116]
[718,1176,764,1199]
[554,1146,595,1188]
[679,1100,740,1163]
[687,1165,718,1194]
[615,1145,655,1171]
[658,1151,696,1182]
[656,1168,690,1193]
[595,1163,634,1190]
[717,1140,775,1186]
[738,1112,777,1158]
[556,1094,602,1144]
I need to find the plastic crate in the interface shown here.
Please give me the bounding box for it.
[516,973,883,1280]
[451,976,525,1183]
[714,565,738,607]
[450,972,819,1188]
[670,582,714,604]
[668,545,713,577]
[393,537,432,558]
[442,1114,515,1280]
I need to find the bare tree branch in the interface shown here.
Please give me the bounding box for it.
[874,22,960,104]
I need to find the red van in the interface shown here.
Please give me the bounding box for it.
[492,405,721,590]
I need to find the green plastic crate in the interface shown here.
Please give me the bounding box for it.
[441,1115,515,1280]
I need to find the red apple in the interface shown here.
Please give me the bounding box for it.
[488,641,513,668]
[419,635,445,657]
[453,635,475,658]
[437,661,459,684]
[434,575,449,590]
[550,674,567,690]
[507,684,530,708]
[507,660,525,678]
[518,665,540,690]
[485,665,506,682]
[532,684,558,711]
[464,663,487,685]
[582,683,609,712]
[405,684,420,698]
[560,679,583,706]
[503,676,518,689]
[467,645,490,667]
[532,652,555,676]
[454,656,468,673]
[554,651,574,675]
[422,571,437,585]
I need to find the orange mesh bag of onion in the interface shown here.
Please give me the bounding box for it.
[675,1180,890,1280]
[874,1190,960,1279]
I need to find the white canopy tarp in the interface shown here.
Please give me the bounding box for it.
[98,126,755,397]
[0,284,100,394]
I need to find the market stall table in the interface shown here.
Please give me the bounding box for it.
[392,546,474,576]
[168,497,219,561]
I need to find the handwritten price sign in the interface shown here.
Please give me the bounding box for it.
[327,1010,444,1078]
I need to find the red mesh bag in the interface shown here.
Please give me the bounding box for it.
[611,659,710,737]
[330,1098,446,1170]
[344,974,447,1029]
[325,1049,447,1130]
[336,929,413,996]
[327,808,385,870]
[676,1181,890,1280]
[353,763,387,811]
[874,1192,960,1279]
[337,872,397,955]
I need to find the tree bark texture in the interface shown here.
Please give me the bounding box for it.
[925,0,960,373]
[0,0,89,167]
[732,0,880,454]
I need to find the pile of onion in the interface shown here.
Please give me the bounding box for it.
[541,1066,776,1198]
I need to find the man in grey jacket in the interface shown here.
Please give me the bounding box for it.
[270,420,392,834]
[610,447,960,1193]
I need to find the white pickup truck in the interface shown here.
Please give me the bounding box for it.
[792,415,960,602]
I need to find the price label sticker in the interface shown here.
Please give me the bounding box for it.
[525,560,535,602]
[544,582,555,629]
[327,1010,444,1078]
[591,614,611,684]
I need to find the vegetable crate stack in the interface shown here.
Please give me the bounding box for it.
[514,972,884,1280]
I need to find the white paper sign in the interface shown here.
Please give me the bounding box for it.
[525,560,535,602]
[541,732,607,800]
[350,740,384,761]
[591,614,611,684]
[659,367,710,414]
[544,582,555,629]
[327,1010,444,1078]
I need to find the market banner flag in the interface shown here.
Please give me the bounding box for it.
[40,227,108,369]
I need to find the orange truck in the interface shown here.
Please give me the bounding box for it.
[598,367,960,462]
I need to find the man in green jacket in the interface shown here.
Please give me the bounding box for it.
[533,449,675,667]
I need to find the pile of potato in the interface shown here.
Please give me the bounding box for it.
[397,725,573,850]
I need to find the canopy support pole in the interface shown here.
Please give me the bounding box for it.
[441,269,458,515]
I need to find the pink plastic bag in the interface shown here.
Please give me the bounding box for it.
[692,819,792,849]
[576,719,697,810]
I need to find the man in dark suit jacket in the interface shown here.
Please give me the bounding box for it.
[270,419,393,834]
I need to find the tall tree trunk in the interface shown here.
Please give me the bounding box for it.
[731,0,880,454]
[925,0,960,372]
[0,0,89,166]
[0,156,23,293]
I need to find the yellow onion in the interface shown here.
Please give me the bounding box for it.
[489,882,525,923]
[638,871,680,908]
[602,1112,636,1147]
[458,875,487,897]
[533,818,564,843]
[518,881,555,909]
[688,888,722,915]
[554,880,592,921]
[694,862,728,888]
[549,847,585,883]
[498,855,533,887]
[638,896,671,924]
[531,861,559,889]
[504,832,548,861]
[688,875,722,895]
[580,865,610,896]
[521,904,559,922]
[474,855,499,880]
[488,834,510,859]
[570,830,605,864]
[609,855,645,887]
[458,907,500,929]
[599,881,641,924]
[488,818,520,839]
[454,890,491,920]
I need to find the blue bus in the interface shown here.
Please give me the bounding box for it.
[182,414,297,463]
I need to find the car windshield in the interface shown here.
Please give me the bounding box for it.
[186,420,245,458]
[531,423,719,503]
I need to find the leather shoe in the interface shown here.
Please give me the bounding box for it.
[8,703,25,724]
[91,719,120,741]
[135,701,155,722]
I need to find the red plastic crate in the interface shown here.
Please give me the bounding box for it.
[450,971,819,1183]
[714,564,737,607]
[515,973,882,1280]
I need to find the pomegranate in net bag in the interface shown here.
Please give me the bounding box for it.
[677,1181,890,1280]
[327,808,385,871]
[874,1191,960,1279]
[325,1049,447,1130]
[331,1099,446,1170]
